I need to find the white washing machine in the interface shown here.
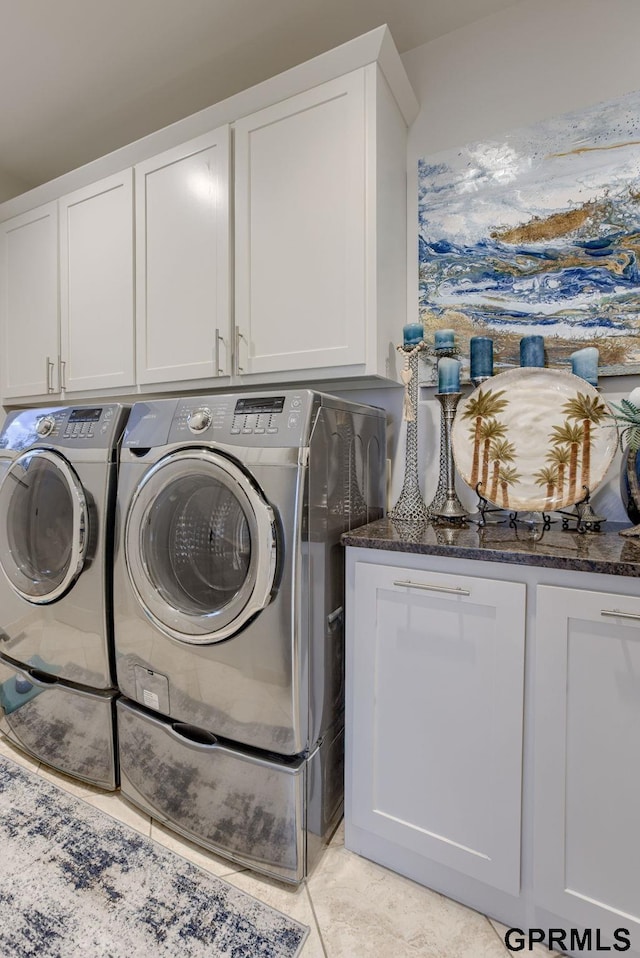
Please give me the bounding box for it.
[0,404,129,788]
[113,390,386,882]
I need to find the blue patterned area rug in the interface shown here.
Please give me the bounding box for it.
[0,754,309,957]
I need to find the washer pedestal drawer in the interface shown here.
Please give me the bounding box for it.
[116,697,307,883]
[0,654,118,789]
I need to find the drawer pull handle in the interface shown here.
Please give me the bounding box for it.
[171,722,218,747]
[393,579,470,597]
[28,668,58,686]
[601,609,640,622]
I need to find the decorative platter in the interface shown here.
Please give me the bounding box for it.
[450,367,617,513]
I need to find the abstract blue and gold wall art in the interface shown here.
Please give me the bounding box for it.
[418,89,640,379]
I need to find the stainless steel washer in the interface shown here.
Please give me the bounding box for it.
[113,389,386,882]
[0,404,129,788]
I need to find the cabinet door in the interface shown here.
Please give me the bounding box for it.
[348,561,525,895]
[59,171,135,393]
[534,585,640,943]
[135,129,231,385]
[234,70,366,376]
[0,202,59,399]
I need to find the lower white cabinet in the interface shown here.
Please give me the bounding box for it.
[346,548,640,954]
[347,558,526,896]
[534,584,640,946]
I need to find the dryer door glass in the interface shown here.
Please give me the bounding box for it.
[0,450,88,603]
[125,449,277,644]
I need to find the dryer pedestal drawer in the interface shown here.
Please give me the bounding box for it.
[117,697,307,883]
[0,655,118,789]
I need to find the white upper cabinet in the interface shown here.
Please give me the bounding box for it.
[0,202,59,399]
[234,64,410,384]
[1,174,134,401]
[59,171,135,393]
[135,129,231,386]
[234,71,366,377]
[0,27,417,400]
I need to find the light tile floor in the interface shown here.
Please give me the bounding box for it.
[0,735,556,957]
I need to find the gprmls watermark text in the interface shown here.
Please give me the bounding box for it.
[504,928,631,952]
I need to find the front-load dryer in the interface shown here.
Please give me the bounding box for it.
[113,390,386,881]
[0,404,129,788]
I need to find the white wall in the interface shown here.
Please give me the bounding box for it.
[392,0,640,522]
[403,0,640,158]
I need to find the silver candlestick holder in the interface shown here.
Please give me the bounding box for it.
[388,344,429,522]
[428,391,468,523]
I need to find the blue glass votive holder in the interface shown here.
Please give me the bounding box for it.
[519,335,545,368]
[438,357,461,394]
[403,323,424,347]
[435,328,455,351]
[470,336,493,379]
[570,347,599,386]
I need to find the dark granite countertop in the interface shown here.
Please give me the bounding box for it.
[342,517,640,577]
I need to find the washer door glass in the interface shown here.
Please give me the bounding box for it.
[125,449,277,644]
[0,450,88,603]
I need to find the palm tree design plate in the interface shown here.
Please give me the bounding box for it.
[451,367,617,512]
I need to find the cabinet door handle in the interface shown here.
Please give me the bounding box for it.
[601,609,640,622]
[234,326,246,374]
[327,606,343,628]
[393,579,471,597]
[46,356,55,393]
[58,356,66,391]
[214,328,225,376]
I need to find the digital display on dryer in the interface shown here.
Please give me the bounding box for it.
[234,397,285,415]
[69,408,102,422]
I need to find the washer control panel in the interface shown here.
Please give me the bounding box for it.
[166,392,315,448]
[0,405,127,452]
[231,395,287,437]
[62,407,107,440]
